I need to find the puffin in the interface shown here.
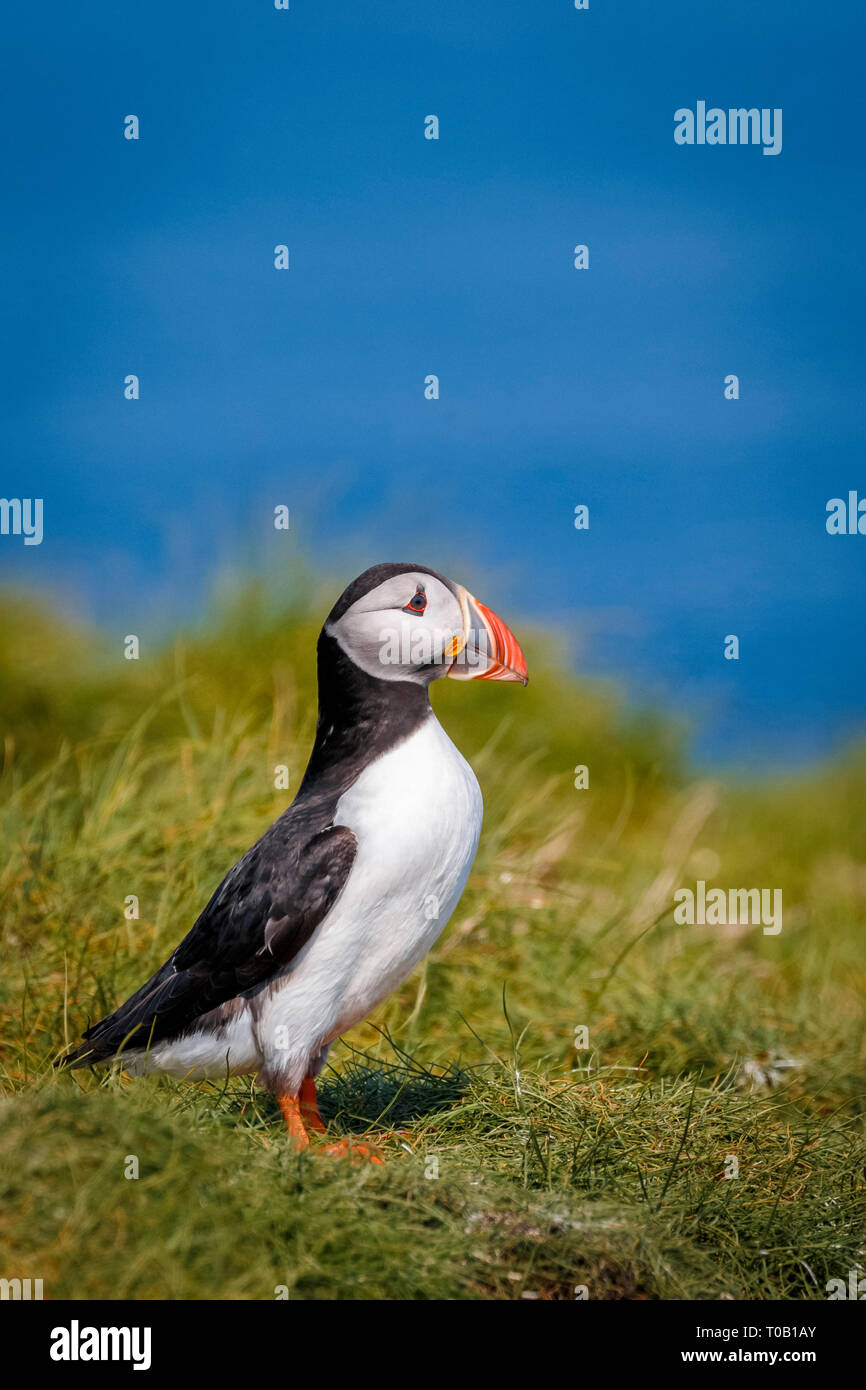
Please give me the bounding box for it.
[58,563,528,1153]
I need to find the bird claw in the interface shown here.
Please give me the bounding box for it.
[319,1137,385,1165]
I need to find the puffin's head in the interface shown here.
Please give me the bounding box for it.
[323,562,528,687]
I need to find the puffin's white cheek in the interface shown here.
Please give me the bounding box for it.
[415,621,464,670]
[382,618,430,666]
[408,623,436,666]
[374,622,406,672]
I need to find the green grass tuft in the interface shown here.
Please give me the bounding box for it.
[1,580,864,1299]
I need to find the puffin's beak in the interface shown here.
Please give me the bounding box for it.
[446,587,529,685]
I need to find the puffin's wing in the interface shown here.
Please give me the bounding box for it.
[59,823,357,1066]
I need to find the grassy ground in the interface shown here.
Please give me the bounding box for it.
[1,577,864,1300]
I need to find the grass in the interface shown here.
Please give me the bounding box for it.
[1,575,865,1300]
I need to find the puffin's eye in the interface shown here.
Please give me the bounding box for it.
[403,586,427,615]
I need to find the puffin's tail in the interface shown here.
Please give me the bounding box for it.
[55,959,180,1070]
[55,1009,149,1071]
[55,1038,102,1070]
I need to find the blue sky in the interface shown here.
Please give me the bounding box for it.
[1,1,864,766]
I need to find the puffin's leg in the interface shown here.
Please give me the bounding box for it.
[299,1074,327,1134]
[276,1092,311,1151]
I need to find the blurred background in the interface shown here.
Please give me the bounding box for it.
[1,0,863,767]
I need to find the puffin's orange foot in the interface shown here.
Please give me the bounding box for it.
[275,1075,327,1150]
[299,1074,327,1134]
[320,1137,386,1165]
[276,1092,310,1151]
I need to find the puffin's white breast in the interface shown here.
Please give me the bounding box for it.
[329,711,483,1012]
[254,713,483,1086]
